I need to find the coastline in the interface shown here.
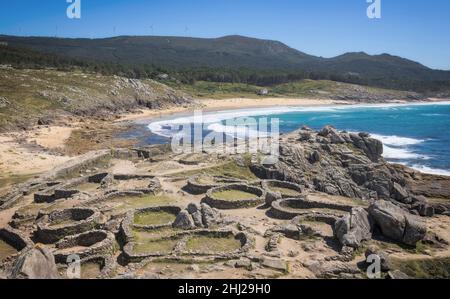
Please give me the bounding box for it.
[2,97,450,191]
[125,98,450,178]
[117,97,354,122]
[3,97,347,191]
[118,97,450,123]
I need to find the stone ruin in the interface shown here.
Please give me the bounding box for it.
[204,183,266,209]
[53,230,115,264]
[185,174,245,195]
[261,180,304,205]
[0,127,449,279]
[269,196,354,224]
[34,207,102,244]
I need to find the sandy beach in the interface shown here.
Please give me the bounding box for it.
[1,96,448,192]
[0,97,347,190]
[117,97,352,122]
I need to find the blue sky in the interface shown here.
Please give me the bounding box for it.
[1,0,449,70]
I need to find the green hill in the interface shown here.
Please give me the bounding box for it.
[1,34,450,92]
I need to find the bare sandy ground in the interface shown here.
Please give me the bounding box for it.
[24,126,73,149]
[0,135,71,177]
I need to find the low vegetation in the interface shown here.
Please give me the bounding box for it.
[0,67,190,131]
[390,257,450,279]
[168,79,414,100]
[212,190,257,201]
[104,194,178,217]
[133,211,177,226]
[185,235,241,252]
[133,238,178,254]
[269,186,302,197]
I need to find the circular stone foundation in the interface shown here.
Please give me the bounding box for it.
[122,229,253,263]
[87,190,176,220]
[53,230,115,264]
[182,230,252,256]
[132,206,182,229]
[261,180,304,205]
[111,175,162,194]
[35,208,102,244]
[204,184,266,209]
[185,175,246,195]
[269,197,354,223]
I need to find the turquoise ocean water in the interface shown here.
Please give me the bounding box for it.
[143,102,450,176]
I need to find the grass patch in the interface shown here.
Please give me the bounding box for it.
[133,211,177,226]
[269,186,301,197]
[185,234,242,252]
[132,227,180,241]
[414,241,430,255]
[167,79,410,100]
[132,226,181,254]
[212,190,257,201]
[167,81,263,99]
[390,257,450,279]
[133,238,178,254]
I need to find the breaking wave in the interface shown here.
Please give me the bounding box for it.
[144,102,450,176]
[409,165,450,176]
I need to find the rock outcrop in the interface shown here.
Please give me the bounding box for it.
[335,207,373,248]
[172,203,223,230]
[10,247,60,279]
[369,200,427,246]
[173,210,196,230]
[251,126,450,213]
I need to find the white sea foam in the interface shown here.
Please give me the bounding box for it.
[147,107,298,138]
[409,165,450,177]
[206,123,267,138]
[145,105,450,176]
[147,101,450,137]
[345,132,428,160]
[369,133,426,146]
[382,145,429,160]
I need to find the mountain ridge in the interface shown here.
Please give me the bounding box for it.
[0,34,440,68]
[1,34,450,92]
